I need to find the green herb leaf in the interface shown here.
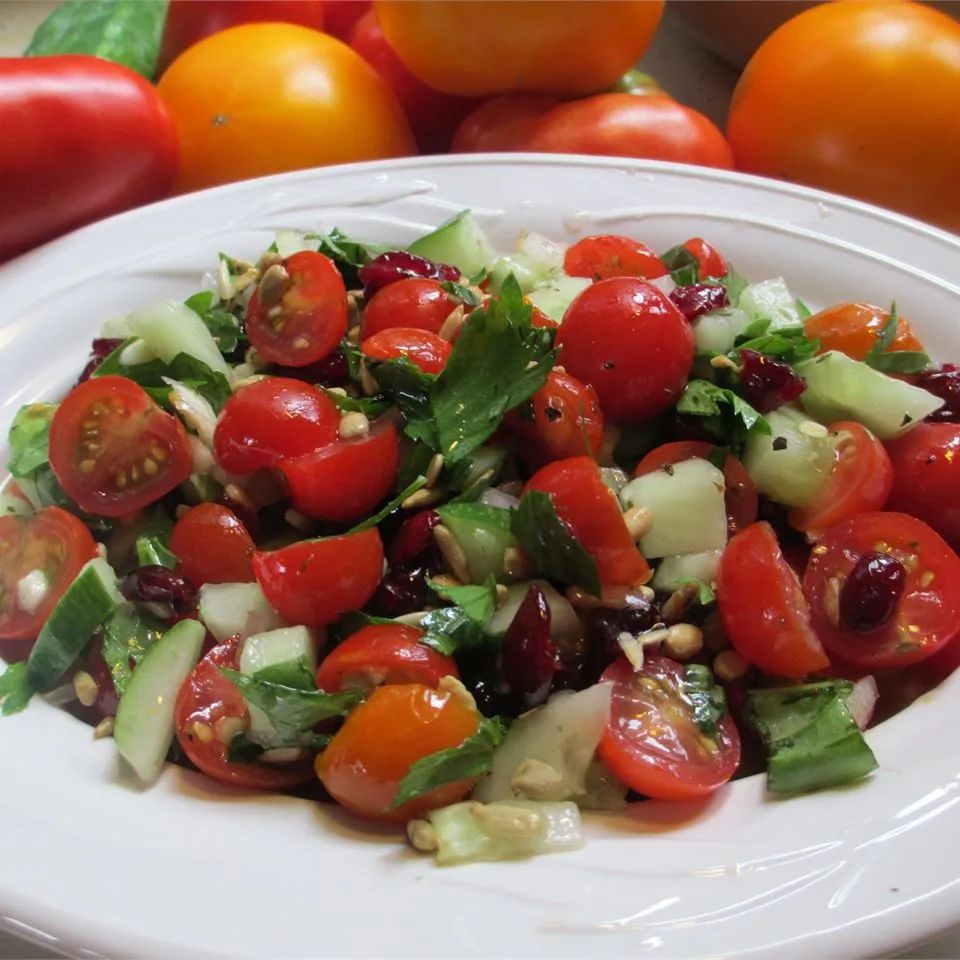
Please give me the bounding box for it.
[732,324,820,365]
[676,380,769,452]
[418,605,493,656]
[253,660,316,690]
[7,404,56,479]
[511,490,600,597]
[866,350,931,375]
[676,578,716,606]
[368,358,438,446]
[794,298,813,321]
[390,716,506,809]
[427,575,497,625]
[346,476,427,535]
[719,266,749,305]
[681,663,726,736]
[313,228,391,288]
[439,280,483,308]
[134,512,177,569]
[660,245,700,286]
[101,603,166,697]
[0,662,34,716]
[184,292,243,356]
[322,389,390,418]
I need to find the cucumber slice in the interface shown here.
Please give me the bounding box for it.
[126,299,231,379]
[652,549,723,593]
[619,458,728,559]
[743,405,837,507]
[436,502,518,583]
[489,232,566,294]
[526,274,591,323]
[795,351,943,439]
[199,581,288,642]
[739,278,800,329]
[114,619,205,783]
[26,557,120,691]
[693,307,752,355]
[409,210,493,278]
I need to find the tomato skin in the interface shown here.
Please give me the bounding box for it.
[156,0,325,77]
[598,656,741,801]
[316,623,457,692]
[718,522,829,677]
[525,456,650,587]
[360,278,459,340]
[175,637,315,789]
[564,235,667,282]
[886,423,960,552]
[253,528,384,627]
[450,94,559,152]
[213,377,340,475]
[682,237,727,279]
[789,422,892,536]
[317,682,479,822]
[375,1,662,97]
[170,504,255,586]
[0,507,98,642]
[279,420,400,523]
[325,0,372,40]
[362,327,452,375]
[556,278,694,424]
[803,512,960,669]
[803,302,924,361]
[727,2,960,233]
[0,56,178,262]
[49,376,191,517]
[157,23,414,193]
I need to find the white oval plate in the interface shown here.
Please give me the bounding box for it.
[2,156,960,960]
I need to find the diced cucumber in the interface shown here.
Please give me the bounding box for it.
[0,483,32,518]
[489,232,566,294]
[114,619,205,783]
[739,278,800,329]
[409,210,493,278]
[26,558,120,691]
[743,405,837,507]
[526,274,591,323]
[274,229,320,258]
[796,350,943,439]
[455,444,508,492]
[693,307,752,355]
[126,299,231,379]
[619,458,728,559]
[652,549,723,593]
[436,502,518,583]
[486,580,583,654]
[199,581,288,642]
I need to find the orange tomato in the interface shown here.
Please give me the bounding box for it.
[157,23,414,192]
[374,0,664,97]
[803,302,924,361]
[727,2,960,232]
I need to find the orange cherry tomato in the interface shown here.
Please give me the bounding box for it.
[803,302,925,361]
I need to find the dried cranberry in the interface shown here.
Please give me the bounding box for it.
[368,566,432,618]
[916,364,960,423]
[670,283,729,322]
[581,602,662,685]
[77,338,123,383]
[738,349,806,412]
[501,584,558,699]
[359,251,460,296]
[839,552,907,632]
[120,565,197,617]
[388,510,441,568]
[271,351,350,388]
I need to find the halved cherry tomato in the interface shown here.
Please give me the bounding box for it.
[279,419,399,523]
[316,623,457,692]
[525,456,649,586]
[253,527,384,626]
[507,369,604,466]
[788,422,891,536]
[563,234,667,282]
[0,506,97,642]
[597,655,741,801]
[682,237,727,279]
[717,522,829,677]
[316,681,479,822]
[170,504,255,585]
[175,636,314,789]
[213,377,340,475]
[635,440,758,535]
[803,302,925,361]
[361,327,451,374]
[49,376,191,517]
[557,278,694,424]
[803,512,960,669]
[360,278,459,340]
[246,250,347,367]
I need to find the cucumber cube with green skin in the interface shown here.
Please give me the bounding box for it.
[527,274,591,323]
[409,210,493,279]
[198,581,287,642]
[437,503,519,584]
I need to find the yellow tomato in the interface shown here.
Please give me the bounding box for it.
[157,23,415,193]
[374,0,664,97]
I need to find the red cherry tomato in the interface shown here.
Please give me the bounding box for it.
[316,623,457,692]
[246,251,347,367]
[788,422,892,536]
[170,504,255,586]
[557,278,694,424]
[0,507,97,642]
[804,512,960,669]
[324,0,371,40]
[682,237,728,279]
[213,377,340,474]
[175,637,315,789]
[564,234,667,282]
[279,419,400,523]
[885,423,960,552]
[597,655,741,801]
[360,277,459,340]
[525,456,650,587]
[49,376,191,517]
[253,527,384,626]
[451,94,559,152]
[717,522,829,677]
[635,441,758,535]
[361,327,451,374]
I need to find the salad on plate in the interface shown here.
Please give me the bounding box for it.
[2,211,959,866]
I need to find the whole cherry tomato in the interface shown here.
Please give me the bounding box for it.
[170,504,255,585]
[450,95,559,152]
[803,302,925,361]
[360,278,460,340]
[324,0,371,40]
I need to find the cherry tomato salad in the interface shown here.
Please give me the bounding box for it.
[2,211,960,866]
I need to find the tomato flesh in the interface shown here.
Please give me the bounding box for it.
[360,277,459,340]
[563,234,667,282]
[362,327,452,375]
[170,503,255,586]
